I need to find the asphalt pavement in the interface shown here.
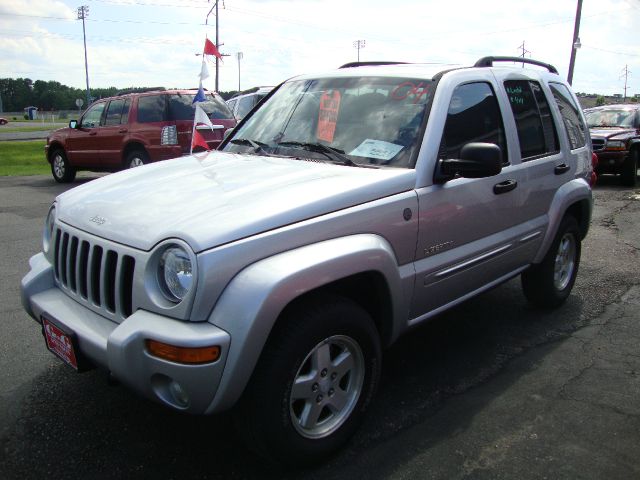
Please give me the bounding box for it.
[0,173,638,479]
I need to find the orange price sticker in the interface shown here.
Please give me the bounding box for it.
[317,90,341,143]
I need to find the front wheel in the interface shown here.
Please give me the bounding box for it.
[50,149,76,183]
[620,149,638,187]
[521,215,581,308]
[235,295,381,465]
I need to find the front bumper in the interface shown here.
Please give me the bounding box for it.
[594,150,627,174]
[21,253,231,414]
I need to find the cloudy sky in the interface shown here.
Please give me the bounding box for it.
[1,0,639,96]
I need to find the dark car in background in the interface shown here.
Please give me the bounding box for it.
[585,104,640,186]
[46,89,236,182]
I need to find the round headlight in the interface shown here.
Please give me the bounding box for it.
[43,205,56,253]
[158,246,193,303]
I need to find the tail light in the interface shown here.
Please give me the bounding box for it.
[590,152,598,187]
[161,125,178,145]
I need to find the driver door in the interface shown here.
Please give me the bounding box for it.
[65,101,106,166]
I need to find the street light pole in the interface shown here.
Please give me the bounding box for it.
[567,0,583,85]
[77,5,91,106]
[353,40,366,62]
[236,52,243,92]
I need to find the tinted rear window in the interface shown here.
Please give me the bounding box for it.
[137,95,166,123]
[169,93,233,121]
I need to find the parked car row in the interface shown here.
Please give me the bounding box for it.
[45,89,236,182]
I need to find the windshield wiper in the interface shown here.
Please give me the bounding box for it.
[276,141,359,167]
[230,138,270,154]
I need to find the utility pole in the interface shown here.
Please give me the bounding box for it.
[518,41,530,68]
[77,5,91,106]
[620,65,631,102]
[236,52,243,92]
[567,0,583,85]
[353,40,366,62]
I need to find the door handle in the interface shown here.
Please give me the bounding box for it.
[554,163,570,175]
[493,179,518,194]
[89,131,97,136]
[118,129,128,133]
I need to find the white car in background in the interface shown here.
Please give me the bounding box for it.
[226,86,274,120]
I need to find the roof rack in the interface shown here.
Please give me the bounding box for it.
[339,61,409,69]
[474,56,558,74]
[115,87,167,96]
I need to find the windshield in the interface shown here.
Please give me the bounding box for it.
[585,108,637,128]
[222,76,433,168]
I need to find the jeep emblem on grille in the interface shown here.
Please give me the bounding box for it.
[89,215,106,225]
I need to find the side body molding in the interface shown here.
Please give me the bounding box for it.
[533,178,592,264]
[205,234,412,413]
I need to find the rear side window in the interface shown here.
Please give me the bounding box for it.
[168,93,234,121]
[236,96,255,119]
[549,83,587,150]
[439,82,508,164]
[504,80,559,160]
[137,95,166,123]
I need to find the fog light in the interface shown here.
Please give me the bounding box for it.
[169,380,189,407]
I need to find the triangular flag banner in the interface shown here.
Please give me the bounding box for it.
[192,83,207,104]
[199,60,210,81]
[194,104,214,130]
[191,128,210,152]
[204,38,222,60]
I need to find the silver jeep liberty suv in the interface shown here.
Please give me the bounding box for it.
[22,56,593,464]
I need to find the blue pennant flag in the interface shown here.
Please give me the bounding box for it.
[192,83,206,104]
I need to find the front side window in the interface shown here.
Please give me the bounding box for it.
[223,76,433,168]
[549,83,587,150]
[438,82,507,164]
[504,80,559,160]
[80,102,106,128]
[137,95,166,123]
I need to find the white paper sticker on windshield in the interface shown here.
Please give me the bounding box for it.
[349,139,404,161]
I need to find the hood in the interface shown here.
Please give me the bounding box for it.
[56,151,416,252]
[589,127,637,140]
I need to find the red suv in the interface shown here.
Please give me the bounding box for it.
[46,89,236,182]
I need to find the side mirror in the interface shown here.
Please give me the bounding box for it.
[69,120,78,129]
[436,142,502,181]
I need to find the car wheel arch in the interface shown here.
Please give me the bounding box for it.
[122,142,148,163]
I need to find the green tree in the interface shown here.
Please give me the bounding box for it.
[595,95,605,106]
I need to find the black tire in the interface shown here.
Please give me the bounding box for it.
[521,215,581,308]
[620,149,638,187]
[50,148,76,183]
[125,149,148,169]
[235,294,381,466]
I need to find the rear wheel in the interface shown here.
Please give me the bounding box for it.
[521,215,581,308]
[620,149,638,187]
[235,294,381,465]
[125,149,148,169]
[50,149,76,183]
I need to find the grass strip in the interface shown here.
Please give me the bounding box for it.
[0,140,48,176]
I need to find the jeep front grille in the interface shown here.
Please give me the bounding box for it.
[591,138,605,152]
[53,226,136,321]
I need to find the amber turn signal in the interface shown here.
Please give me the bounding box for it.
[145,340,220,364]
